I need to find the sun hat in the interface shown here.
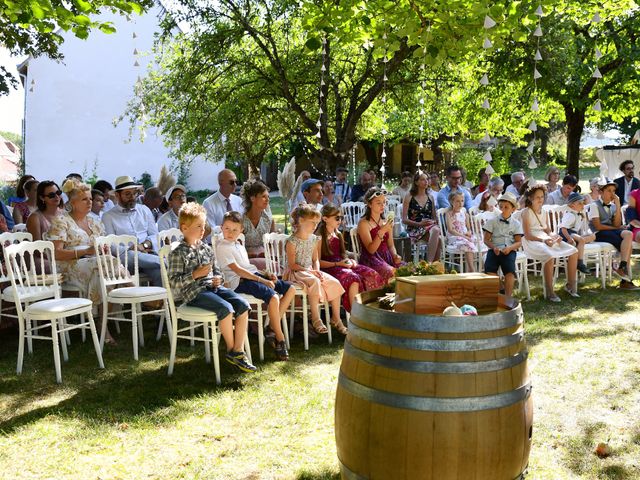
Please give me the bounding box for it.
[301,178,324,192]
[165,184,186,202]
[567,192,585,204]
[497,192,518,208]
[114,175,141,191]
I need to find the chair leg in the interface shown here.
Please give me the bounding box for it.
[25,303,33,354]
[190,321,195,347]
[99,305,108,352]
[131,305,139,361]
[210,322,221,385]
[58,318,69,362]
[324,302,332,345]
[244,334,252,364]
[137,305,145,347]
[257,303,264,361]
[50,316,63,384]
[302,294,309,351]
[86,311,105,369]
[80,313,86,343]
[289,303,295,340]
[203,320,211,364]
[163,301,172,343]
[282,313,290,350]
[16,313,25,375]
[167,319,178,377]
[155,316,165,341]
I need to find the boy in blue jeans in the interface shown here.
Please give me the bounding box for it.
[483,192,523,297]
[167,203,256,373]
[215,211,296,361]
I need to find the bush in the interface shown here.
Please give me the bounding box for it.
[136,172,154,190]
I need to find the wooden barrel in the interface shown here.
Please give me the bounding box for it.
[335,290,533,480]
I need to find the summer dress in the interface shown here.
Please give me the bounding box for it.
[521,208,577,262]
[446,210,477,252]
[242,211,272,270]
[283,234,344,302]
[358,224,399,284]
[320,235,384,312]
[405,195,437,244]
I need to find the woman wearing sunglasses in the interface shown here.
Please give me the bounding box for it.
[316,204,384,322]
[26,180,63,241]
[356,187,404,284]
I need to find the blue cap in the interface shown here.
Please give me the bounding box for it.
[301,178,324,192]
[567,192,584,204]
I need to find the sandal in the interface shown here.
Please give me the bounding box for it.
[330,319,348,335]
[311,319,328,335]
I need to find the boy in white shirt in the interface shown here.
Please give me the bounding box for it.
[215,212,296,361]
[558,192,595,274]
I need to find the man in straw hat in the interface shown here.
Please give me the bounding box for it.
[588,177,638,290]
[102,175,162,287]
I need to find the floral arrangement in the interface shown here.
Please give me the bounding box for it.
[395,260,447,277]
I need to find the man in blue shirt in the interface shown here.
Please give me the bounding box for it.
[0,199,15,231]
[436,165,473,210]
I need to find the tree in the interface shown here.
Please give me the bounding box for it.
[125,0,531,172]
[489,2,640,177]
[0,0,152,95]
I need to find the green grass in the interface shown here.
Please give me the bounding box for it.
[2,272,640,479]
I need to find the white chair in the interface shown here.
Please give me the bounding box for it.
[436,208,483,272]
[158,228,183,247]
[158,244,250,384]
[0,232,33,328]
[263,232,331,350]
[3,240,104,383]
[341,202,365,231]
[94,234,170,360]
[349,227,360,256]
[385,196,402,218]
[12,223,27,233]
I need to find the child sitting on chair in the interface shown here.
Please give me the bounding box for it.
[167,203,256,373]
[215,211,295,361]
[558,192,595,275]
[483,192,523,297]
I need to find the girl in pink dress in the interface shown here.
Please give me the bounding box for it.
[627,189,640,241]
[357,187,404,284]
[445,191,477,272]
[284,204,345,335]
[316,204,384,320]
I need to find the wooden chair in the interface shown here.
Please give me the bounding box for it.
[3,240,103,383]
[94,234,170,360]
[263,232,331,350]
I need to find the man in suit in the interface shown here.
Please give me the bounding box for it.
[614,160,640,205]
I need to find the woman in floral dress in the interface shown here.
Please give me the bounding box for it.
[402,172,441,262]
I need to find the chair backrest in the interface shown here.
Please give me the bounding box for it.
[349,227,360,256]
[385,196,402,218]
[158,243,181,323]
[94,234,138,292]
[436,208,449,236]
[621,204,629,225]
[158,228,183,247]
[0,231,33,281]
[263,232,290,277]
[12,223,27,233]
[3,240,60,310]
[542,204,567,233]
[341,202,365,229]
[468,206,479,216]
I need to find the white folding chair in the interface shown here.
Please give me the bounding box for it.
[158,228,183,247]
[341,202,365,231]
[12,223,27,233]
[263,232,331,351]
[0,232,33,328]
[385,196,402,218]
[94,234,170,360]
[3,240,104,383]
[436,207,482,272]
[349,227,360,256]
[159,244,252,384]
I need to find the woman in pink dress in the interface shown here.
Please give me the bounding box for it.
[357,187,404,284]
[626,188,640,241]
[316,204,384,318]
[12,179,39,225]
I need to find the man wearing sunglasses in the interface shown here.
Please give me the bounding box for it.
[102,175,162,287]
[436,165,473,210]
[203,169,243,228]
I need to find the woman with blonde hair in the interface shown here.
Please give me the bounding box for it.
[544,166,561,194]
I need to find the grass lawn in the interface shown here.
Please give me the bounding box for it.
[1,273,640,479]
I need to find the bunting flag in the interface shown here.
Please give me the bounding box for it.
[527,2,545,170]
[317,36,327,145]
[592,10,604,118]
[480,7,496,173]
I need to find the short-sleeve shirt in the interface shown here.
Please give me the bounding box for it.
[215,237,258,290]
[482,215,523,248]
[545,189,570,206]
[558,210,590,235]
[588,200,616,231]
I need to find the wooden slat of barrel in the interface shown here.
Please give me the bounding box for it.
[335,289,532,480]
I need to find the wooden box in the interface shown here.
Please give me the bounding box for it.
[394,273,500,314]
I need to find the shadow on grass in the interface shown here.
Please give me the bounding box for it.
[295,467,340,480]
[0,322,344,434]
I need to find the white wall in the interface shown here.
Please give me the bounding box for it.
[22,6,222,191]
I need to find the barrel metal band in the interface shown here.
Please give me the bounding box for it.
[351,300,523,333]
[339,460,526,480]
[344,341,528,374]
[339,373,532,412]
[349,322,523,352]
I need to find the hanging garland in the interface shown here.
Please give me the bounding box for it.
[526,3,544,172]
[480,7,497,175]
[379,27,389,186]
[417,22,432,174]
[591,12,603,115]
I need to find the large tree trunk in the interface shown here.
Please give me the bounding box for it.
[564,105,585,179]
[430,133,449,171]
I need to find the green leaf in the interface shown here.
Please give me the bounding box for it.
[30,2,45,19]
[74,0,92,12]
[305,37,322,50]
[99,23,117,34]
[74,14,91,26]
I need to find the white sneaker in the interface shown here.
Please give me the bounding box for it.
[563,284,580,298]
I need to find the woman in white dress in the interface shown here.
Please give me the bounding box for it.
[521,184,579,301]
